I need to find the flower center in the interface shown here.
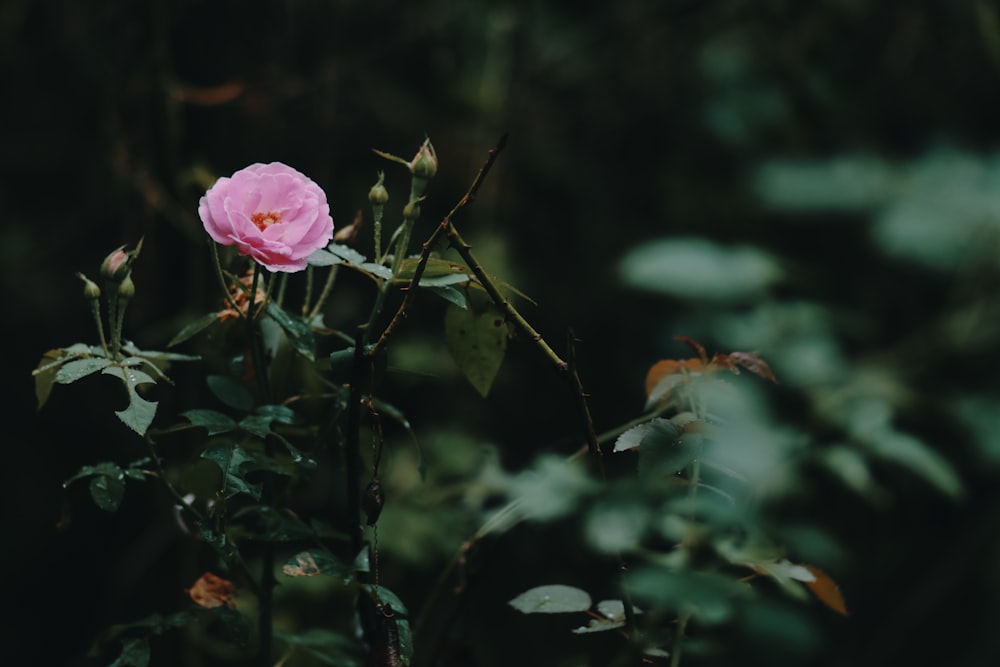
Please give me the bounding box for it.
[250,211,282,231]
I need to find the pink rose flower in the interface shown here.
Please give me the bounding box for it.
[199,163,334,273]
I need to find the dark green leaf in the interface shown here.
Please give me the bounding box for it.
[108,638,150,667]
[64,461,123,487]
[638,420,696,478]
[55,357,114,384]
[121,341,200,362]
[274,629,364,667]
[256,404,297,424]
[238,414,273,438]
[182,409,237,436]
[89,474,125,512]
[271,432,317,469]
[362,584,409,616]
[443,303,508,397]
[627,567,746,624]
[103,366,158,435]
[216,607,250,648]
[267,302,316,361]
[168,313,220,348]
[200,445,279,500]
[206,375,254,411]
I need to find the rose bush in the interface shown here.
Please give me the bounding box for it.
[199,162,334,272]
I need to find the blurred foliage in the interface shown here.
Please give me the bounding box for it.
[5,1,1000,666]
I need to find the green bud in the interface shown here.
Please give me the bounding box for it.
[117,274,135,300]
[402,200,421,222]
[76,272,101,300]
[368,171,389,206]
[410,138,437,180]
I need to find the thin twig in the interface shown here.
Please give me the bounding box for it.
[368,134,508,357]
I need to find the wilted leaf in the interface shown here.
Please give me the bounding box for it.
[186,572,235,609]
[283,549,353,583]
[802,565,848,616]
[444,303,508,397]
[509,584,592,614]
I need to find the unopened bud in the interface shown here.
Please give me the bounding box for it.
[368,171,389,206]
[100,239,143,282]
[410,138,437,180]
[402,200,421,222]
[117,275,135,300]
[76,272,101,300]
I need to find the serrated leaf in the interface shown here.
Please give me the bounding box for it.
[613,421,653,453]
[637,419,694,478]
[168,313,220,348]
[509,584,592,614]
[103,366,158,435]
[182,409,237,436]
[108,638,150,667]
[327,243,367,265]
[55,357,114,384]
[90,473,125,512]
[444,303,508,397]
[239,414,273,438]
[206,375,254,411]
[267,302,316,361]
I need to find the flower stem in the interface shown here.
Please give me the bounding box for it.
[209,241,243,317]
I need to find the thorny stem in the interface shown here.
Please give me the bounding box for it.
[368,134,508,358]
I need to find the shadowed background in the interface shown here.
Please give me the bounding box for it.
[3,1,1000,665]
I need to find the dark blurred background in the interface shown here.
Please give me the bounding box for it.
[4,1,1000,665]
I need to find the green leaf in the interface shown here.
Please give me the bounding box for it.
[361,584,410,616]
[102,366,157,435]
[274,629,364,667]
[508,584,592,614]
[394,257,472,282]
[168,313,220,348]
[238,414,273,438]
[217,607,250,648]
[108,638,150,667]
[267,302,316,361]
[443,303,508,397]
[55,357,114,384]
[64,461,123,487]
[206,375,254,411]
[627,567,746,624]
[865,429,963,499]
[182,409,237,436]
[619,237,782,302]
[271,432,317,469]
[638,419,695,478]
[121,341,200,363]
[90,473,125,512]
[200,445,281,500]
[426,286,468,309]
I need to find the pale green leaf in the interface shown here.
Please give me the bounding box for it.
[443,303,508,397]
[509,584,592,614]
